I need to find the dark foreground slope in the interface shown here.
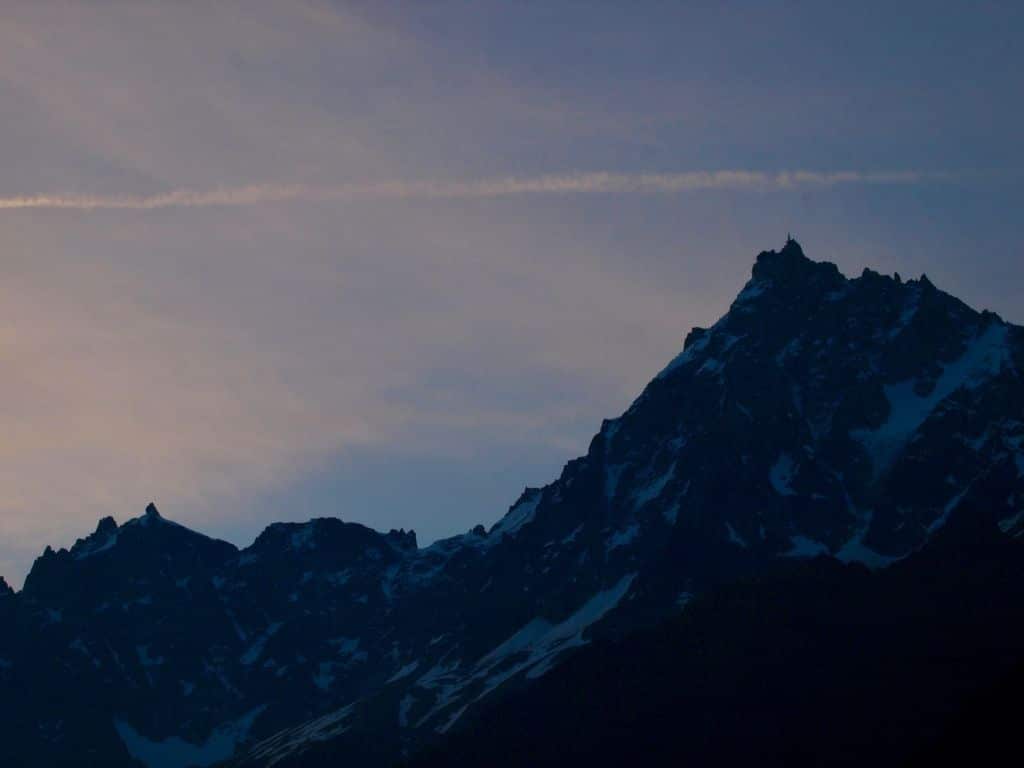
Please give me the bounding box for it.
[400,502,1024,768]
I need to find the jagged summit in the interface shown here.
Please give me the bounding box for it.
[131,501,177,528]
[0,576,12,598]
[747,238,843,301]
[743,238,952,317]
[95,516,118,537]
[246,517,416,561]
[780,234,805,255]
[21,503,238,609]
[753,235,820,269]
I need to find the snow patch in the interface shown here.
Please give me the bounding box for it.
[412,574,637,733]
[769,453,797,496]
[926,485,972,535]
[381,564,400,600]
[602,418,622,449]
[413,659,466,728]
[489,492,541,541]
[632,463,675,509]
[886,286,921,340]
[999,509,1024,535]
[605,463,627,501]
[733,278,769,306]
[70,637,101,668]
[475,573,636,694]
[607,524,640,552]
[136,645,165,668]
[416,659,462,691]
[387,660,419,684]
[328,636,368,664]
[562,524,584,544]
[325,569,351,587]
[657,331,711,379]
[114,706,264,768]
[240,623,283,666]
[290,524,316,550]
[775,336,804,366]
[697,358,723,376]
[438,705,468,734]
[74,531,119,560]
[783,535,830,558]
[662,501,680,525]
[398,694,416,727]
[241,705,353,767]
[725,522,748,548]
[313,662,335,691]
[853,323,1011,471]
[836,514,901,569]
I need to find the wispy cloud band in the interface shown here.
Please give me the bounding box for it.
[0,170,954,211]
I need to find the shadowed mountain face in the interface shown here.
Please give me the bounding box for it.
[1,241,1021,767]
[399,503,1024,768]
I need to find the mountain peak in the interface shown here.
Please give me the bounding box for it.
[95,516,118,537]
[385,527,418,551]
[249,517,413,563]
[127,501,184,531]
[0,575,12,597]
[782,233,804,256]
[755,235,807,266]
[751,237,841,288]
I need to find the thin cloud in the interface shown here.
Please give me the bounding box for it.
[0,170,953,211]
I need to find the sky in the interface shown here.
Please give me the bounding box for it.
[1,1,1022,587]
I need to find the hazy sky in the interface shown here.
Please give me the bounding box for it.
[1,1,1022,586]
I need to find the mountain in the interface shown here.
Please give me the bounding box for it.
[399,501,1024,768]
[1,239,1021,767]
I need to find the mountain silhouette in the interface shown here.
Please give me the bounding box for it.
[2,240,1021,767]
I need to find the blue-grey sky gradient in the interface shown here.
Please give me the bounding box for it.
[1,1,1022,586]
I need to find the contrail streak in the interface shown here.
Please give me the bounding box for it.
[0,170,954,211]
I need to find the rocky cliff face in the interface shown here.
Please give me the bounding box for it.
[399,501,1024,768]
[2,240,1021,768]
